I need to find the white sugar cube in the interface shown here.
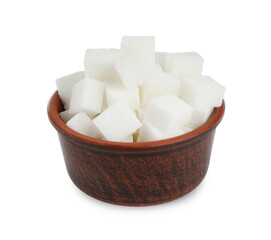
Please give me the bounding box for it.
[66,112,102,138]
[144,93,194,134]
[122,135,133,142]
[183,126,194,134]
[137,121,165,142]
[59,110,74,123]
[140,71,181,108]
[138,121,187,142]
[179,76,225,109]
[136,108,145,122]
[84,49,120,81]
[166,128,186,139]
[104,79,140,111]
[93,101,141,142]
[164,52,203,78]
[69,78,105,117]
[120,36,155,61]
[115,51,156,90]
[155,52,167,70]
[56,71,85,109]
[187,107,213,129]
[101,94,107,112]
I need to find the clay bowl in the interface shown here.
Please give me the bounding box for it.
[48,91,225,206]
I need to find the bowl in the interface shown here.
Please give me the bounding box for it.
[48,91,225,206]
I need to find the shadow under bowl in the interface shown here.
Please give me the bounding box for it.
[48,91,225,206]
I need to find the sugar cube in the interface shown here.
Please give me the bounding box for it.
[56,71,85,109]
[104,78,140,111]
[138,121,187,142]
[144,93,194,134]
[166,128,186,139]
[93,101,141,142]
[164,52,203,78]
[101,94,107,112]
[59,110,74,123]
[179,76,225,109]
[115,51,157,90]
[183,126,194,134]
[137,121,165,142]
[122,135,133,142]
[187,107,213,129]
[136,108,145,122]
[155,52,167,71]
[66,112,102,138]
[69,78,105,117]
[140,71,181,108]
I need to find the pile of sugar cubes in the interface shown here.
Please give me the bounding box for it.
[56,36,225,142]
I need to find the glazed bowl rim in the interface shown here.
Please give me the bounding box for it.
[48,91,225,149]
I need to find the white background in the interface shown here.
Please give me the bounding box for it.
[1,0,270,239]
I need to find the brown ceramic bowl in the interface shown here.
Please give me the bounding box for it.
[48,91,225,206]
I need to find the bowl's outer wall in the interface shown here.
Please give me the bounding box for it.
[58,130,215,206]
[48,91,224,206]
